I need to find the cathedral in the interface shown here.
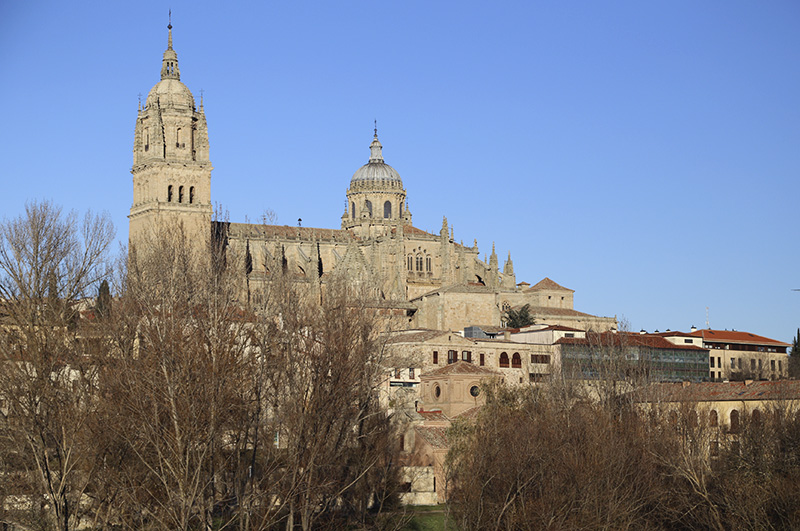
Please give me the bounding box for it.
[130,24,616,333]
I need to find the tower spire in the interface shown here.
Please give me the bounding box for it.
[368,122,383,163]
[161,13,180,80]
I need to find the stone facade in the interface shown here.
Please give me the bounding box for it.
[130,25,616,334]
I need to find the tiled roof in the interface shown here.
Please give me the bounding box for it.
[632,380,800,403]
[415,426,449,449]
[385,329,461,344]
[413,284,495,299]
[418,410,449,422]
[403,225,438,238]
[687,329,790,347]
[526,277,573,292]
[453,406,482,420]
[518,324,583,333]
[226,222,351,242]
[422,360,498,377]
[556,331,708,351]
[525,306,597,318]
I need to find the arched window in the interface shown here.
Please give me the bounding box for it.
[416,254,423,271]
[178,185,184,203]
[426,257,432,272]
[499,352,509,368]
[512,352,522,368]
[189,186,195,204]
[752,409,762,426]
[176,127,182,148]
[709,410,718,427]
[167,185,173,202]
[145,129,150,152]
[730,409,740,432]
[384,201,392,218]
[364,200,372,217]
[351,202,355,219]
[407,255,413,271]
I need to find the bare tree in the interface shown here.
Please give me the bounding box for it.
[0,201,115,531]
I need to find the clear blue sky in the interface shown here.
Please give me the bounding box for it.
[1,1,798,343]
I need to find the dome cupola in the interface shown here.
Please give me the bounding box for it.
[350,126,403,190]
[144,20,195,111]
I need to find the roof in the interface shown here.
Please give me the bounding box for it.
[385,329,470,345]
[517,324,583,333]
[687,329,790,347]
[417,410,449,422]
[526,277,574,293]
[224,222,351,243]
[632,380,800,403]
[556,331,708,351]
[453,405,482,420]
[421,360,498,378]
[413,283,495,299]
[414,426,449,449]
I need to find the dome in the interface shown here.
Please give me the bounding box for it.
[146,79,195,110]
[350,134,403,188]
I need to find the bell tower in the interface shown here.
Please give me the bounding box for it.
[129,20,212,253]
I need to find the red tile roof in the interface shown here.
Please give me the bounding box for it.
[556,331,707,351]
[414,426,449,449]
[687,329,790,347]
[422,360,499,378]
[418,410,449,422]
[526,277,574,292]
[453,406,482,420]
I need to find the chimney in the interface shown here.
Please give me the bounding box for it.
[691,325,697,332]
[640,329,646,335]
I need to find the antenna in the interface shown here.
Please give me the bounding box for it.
[705,307,710,329]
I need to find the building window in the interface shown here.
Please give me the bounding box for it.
[717,357,721,368]
[531,354,550,364]
[479,353,485,366]
[364,200,372,217]
[384,200,392,218]
[751,359,756,371]
[434,385,441,399]
[499,352,509,368]
[752,409,762,425]
[407,255,413,271]
[779,360,783,373]
[738,358,742,370]
[565,333,574,338]
[771,360,776,372]
[731,358,736,369]
[178,185,184,203]
[416,254,423,271]
[730,409,740,433]
[432,351,438,365]
[189,186,195,204]
[351,202,355,219]
[684,339,693,344]
[462,351,472,363]
[409,368,415,379]
[426,256,432,272]
[447,350,457,364]
[709,410,718,427]
[710,357,715,368]
[167,185,173,202]
[470,385,480,397]
[394,368,401,379]
[512,352,522,368]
